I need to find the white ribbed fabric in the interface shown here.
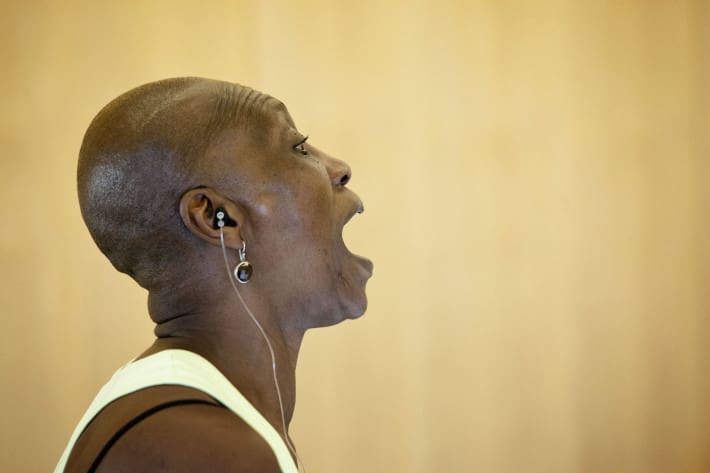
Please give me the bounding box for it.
[54,349,299,473]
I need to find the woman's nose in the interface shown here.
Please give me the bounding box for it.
[324,156,351,187]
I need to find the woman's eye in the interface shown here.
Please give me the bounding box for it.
[294,136,309,155]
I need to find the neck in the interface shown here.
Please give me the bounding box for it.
[143,285,306,432]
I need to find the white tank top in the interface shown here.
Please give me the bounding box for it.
[54,349,299,473]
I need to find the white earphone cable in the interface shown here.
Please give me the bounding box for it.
[219,229,304,472]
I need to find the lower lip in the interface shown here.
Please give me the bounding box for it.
[352,253,374,278]
[340,230,373,277]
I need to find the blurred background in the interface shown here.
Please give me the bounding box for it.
[1,1,708,472]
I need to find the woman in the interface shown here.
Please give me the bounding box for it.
[55,78,373,472]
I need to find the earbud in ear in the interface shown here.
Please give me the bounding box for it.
[214,207,236,229]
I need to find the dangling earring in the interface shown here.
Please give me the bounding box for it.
[215,208,253,284]
[234,240,253,284]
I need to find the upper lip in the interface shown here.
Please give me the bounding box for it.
[343,197,365,226]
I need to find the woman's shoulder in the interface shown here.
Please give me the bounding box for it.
[66,385,280,473]
[97,392,281,473]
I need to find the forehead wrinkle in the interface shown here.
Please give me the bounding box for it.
[268,98,296,128]
[259,98,301,149]
[233,85,252,120]
[235,85,273,127]
[205,84,236,141]
[253,93,274,119]
[206,84,275,142]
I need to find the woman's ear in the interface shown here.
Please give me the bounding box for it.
[179,188,245,249]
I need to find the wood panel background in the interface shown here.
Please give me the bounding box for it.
[0,1,707,471]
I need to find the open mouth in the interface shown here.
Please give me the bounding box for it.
[340,202,374,277]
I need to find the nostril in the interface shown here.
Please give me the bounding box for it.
[339,174,350,186]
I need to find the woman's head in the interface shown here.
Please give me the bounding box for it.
[78,78,372,329]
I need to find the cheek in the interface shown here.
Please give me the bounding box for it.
[253,177,334,240]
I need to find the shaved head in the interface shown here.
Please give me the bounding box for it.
[78,78,277,290]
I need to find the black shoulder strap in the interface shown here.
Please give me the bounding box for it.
[88,398,221,473]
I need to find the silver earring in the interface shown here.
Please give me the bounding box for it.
[234,241,253,284]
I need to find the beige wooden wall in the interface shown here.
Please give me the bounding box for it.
[1,1,708,472]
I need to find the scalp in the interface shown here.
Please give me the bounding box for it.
[77,77,274,290]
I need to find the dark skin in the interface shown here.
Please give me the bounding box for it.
[67,93,373,472]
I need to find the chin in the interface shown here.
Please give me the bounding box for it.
[310,291,369,329]
[342,301,368,321]
[337,287,370,321]
[337,259,373,321]
[310,263,372,328]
